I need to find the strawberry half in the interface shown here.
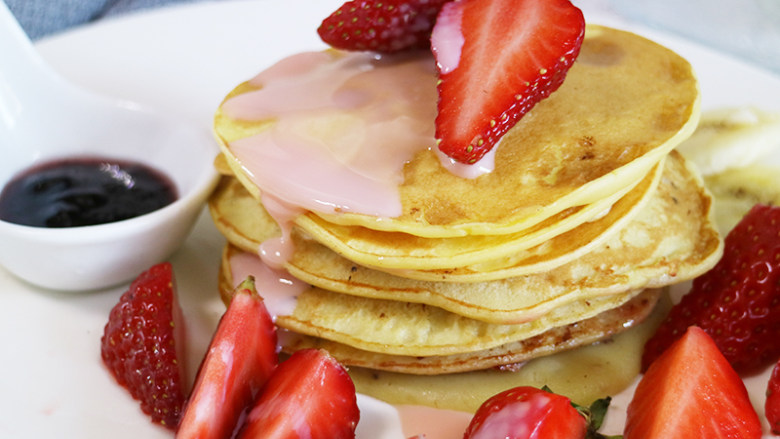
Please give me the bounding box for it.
[177,276,278,438]
[625,326,761,439]
[236,349,360,439]
[432,0,584,164]
[767,359,780,435]
[463,386,590,439]
[318,0,451,53]
[642,204,780,374]
[100,262,186,429]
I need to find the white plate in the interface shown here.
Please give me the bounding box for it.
[1,1,778,438]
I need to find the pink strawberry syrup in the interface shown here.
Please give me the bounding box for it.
[221,50,438,221]
[221,49,496,225]
[223,50,435,278]
[227,249,306,319]
[219,49,494,310]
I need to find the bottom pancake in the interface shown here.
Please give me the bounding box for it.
[277,288,660,374]
[349,292,668,412]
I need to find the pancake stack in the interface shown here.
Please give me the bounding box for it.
[207,25,722,411]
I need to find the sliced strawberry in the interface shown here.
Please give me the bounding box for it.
[463,386,587,439]
[236,349,360,439]
[100,262,186,429]
[432,0,584,164]
[177,276,278,438]
[625,326,761,439]
[642,204,780,374]
[767,359,780,435]
[318,0,451,53]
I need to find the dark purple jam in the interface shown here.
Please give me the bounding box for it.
[0,157,178,228]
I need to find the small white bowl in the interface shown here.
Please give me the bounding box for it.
[0,3,219,291]
[0,104,219,291]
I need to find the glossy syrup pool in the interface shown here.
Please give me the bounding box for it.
[0,157,178,228]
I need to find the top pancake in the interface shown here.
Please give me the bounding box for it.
[214,25,700,238]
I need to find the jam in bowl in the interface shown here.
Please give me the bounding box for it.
[0,110,219,292]
[0,1,218,291]
[0,156,178,228]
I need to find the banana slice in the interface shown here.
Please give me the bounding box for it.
[677,107,780,234]
[706,165,780,234]
[677,107,780,176]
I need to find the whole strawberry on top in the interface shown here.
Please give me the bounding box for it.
[318,0,451,53]
[432,0,585,164]
[100,262,186,429]
[642,203,780,374]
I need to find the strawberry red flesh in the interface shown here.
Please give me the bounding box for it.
[625,326,761,439]
[642,204,780,374]
[100,262,186,429]
[177,276,278,438]
[318,0,451,53]
[432,0,584,164]
[236,349,360,439]
[767,359,780,435]
[463,386,587,439]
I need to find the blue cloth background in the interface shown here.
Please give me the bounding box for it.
[6,0,209,40]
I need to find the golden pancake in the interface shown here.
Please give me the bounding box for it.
[291,153,714,286]
[220,243,649,357]
[209,151,720,323]
[209,175,281,254]
[287,152,720,322]
[349,291,669,411]
[211,159,657,273]
[218,255,670,410]
[277,289,660,375]
[208,19,708,416]
[214,25,700,239]
[219,244,660,369]
[292,160,656,271]
[281,289,646,357]
[213,153,233,176]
